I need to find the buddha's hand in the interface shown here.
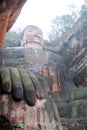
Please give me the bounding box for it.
[0,67,50,106]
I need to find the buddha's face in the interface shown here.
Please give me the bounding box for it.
[20,26,43,48]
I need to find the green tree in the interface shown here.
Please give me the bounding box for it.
[68,4,79,21]
[48,14,75,43]
[48,4,82,43]
[4,28,23,47]
[80,3,87,17]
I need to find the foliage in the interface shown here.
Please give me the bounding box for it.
[48,2,87,43]
[68,4,80,20]
[4,28,22,47]
[80,3,87,17]
[48,14,77,43]
[48,4,80,43]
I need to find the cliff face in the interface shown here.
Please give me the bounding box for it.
[59,16,87,88]
[55,16,87,129]
[43,16,87,130]
[44,16,87,88]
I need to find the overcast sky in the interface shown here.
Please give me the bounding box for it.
[12,0,84,39]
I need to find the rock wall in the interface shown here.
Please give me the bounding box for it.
[0,94,58,130]
[53,16,87,130]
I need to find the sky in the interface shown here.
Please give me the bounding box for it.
[12,0,84,39]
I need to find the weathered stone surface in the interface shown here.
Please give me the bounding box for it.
[0,94,60,130]
[0,47,65,93]
[0,46,87,130]
[0,53,63,130]
[0,68,62,130]
[61,17,87,88]
[44,16,87,88]
[53,16,87,130]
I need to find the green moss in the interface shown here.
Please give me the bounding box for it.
[71,105,77,119]
[52,93,63,103]
[0,67,12,93]
[71,87,87,101]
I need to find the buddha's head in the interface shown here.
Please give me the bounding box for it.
[20,25,43,49]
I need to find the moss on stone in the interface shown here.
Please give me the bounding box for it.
[71,87,87,101]
[0,67,12,93]
[71,104,78,119]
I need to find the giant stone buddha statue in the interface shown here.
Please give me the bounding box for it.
[0,1,87,129]
[19,25,87,130]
